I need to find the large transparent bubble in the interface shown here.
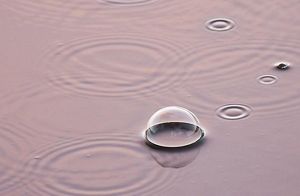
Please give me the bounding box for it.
[145,106,205,148]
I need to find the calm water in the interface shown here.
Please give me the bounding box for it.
[0,0,300,195]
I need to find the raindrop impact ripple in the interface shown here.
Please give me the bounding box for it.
[217,104,252,120]
[257,75,278,85]
[206,18,235,32]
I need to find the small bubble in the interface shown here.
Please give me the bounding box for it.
[145,106,204,148]
[274,62,290,70]
[257,75,278,85]
[206,18,235,32]
[85,154,92,158]
[217,104,251,120]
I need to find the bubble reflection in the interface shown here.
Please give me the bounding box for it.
[147,138,205,168]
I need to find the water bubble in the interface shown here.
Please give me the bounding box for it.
[84,154,92,158]
[274,62,290,70]
[145,106,204,148]
[257,75,278,85]
[206,18,235,32]
[217,104,251,120]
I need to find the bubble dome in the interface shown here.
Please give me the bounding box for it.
[145,106,205,148]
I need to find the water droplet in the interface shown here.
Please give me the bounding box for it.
[257,75,278,85]
[85,154,92,158]
[34,156,41,160]
[145,106,205,148]
[275,62,290,70]
[217,104,251,120]
[206,18,235,32]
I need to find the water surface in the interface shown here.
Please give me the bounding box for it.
[0,0,300,195]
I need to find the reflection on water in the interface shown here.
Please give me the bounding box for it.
[147,139,205,168]
[0,0,300,195]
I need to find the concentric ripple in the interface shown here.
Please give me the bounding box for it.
[257,75,278,85]
[169,38,300,117]
[2,0,171,31]
[25,133,177,196]
[217,104,252,120]
[0,119,33,193]
[227,0,299,38]
[205,18,235,32]
[42,35,183,98]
